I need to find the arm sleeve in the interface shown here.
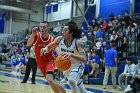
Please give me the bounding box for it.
[123,65,127,74]
[114,50,118,58]
[131,64,136,76]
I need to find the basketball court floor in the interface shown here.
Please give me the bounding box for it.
[0,70,124,93]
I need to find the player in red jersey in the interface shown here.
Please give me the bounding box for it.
[27,21,66,93]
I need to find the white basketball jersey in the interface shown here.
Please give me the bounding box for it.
[58,37,84,71]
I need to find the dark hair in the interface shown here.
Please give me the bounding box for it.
[126,58,132,64]
[41,21,48,24]
[137,56,140,60]
[110,41,117,47]
[41,21,49,27]
[65,21,82,38]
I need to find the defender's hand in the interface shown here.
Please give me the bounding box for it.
[40,47,48,56]
[32,27,38,36]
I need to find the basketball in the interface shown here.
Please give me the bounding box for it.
[54,54,71,71]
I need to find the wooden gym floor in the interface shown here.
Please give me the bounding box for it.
[0,71,124,93]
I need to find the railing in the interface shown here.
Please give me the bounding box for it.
[0,30,26,45]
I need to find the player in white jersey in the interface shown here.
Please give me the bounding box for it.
[41,21,91,93]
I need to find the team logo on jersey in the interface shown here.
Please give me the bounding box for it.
[38,44,46,48]
[61,48,74,53]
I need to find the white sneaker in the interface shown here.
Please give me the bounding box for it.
[87,91,95,93]
[124,85,132,92]
[118,86,123,90]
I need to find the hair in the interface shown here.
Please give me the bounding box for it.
[110,41,117,47]
[41,21,48,24]
[65,21,82,38]
[137,56,140,60]
[126,58,132,64]
[41,21,49,27]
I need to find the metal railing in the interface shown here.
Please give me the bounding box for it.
[0,30,27,45]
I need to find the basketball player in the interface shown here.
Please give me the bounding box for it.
[27,21,66,93]
[41,21,91,93]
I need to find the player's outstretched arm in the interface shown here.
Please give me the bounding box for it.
[40,36,62,56]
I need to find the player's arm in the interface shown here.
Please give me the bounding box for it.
[27,35,34,46]
[48,36,62,51]
[71,39,87,62]
[27,27,38,46]
[40,36,62,55]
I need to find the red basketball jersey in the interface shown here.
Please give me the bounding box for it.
[33,32,54,67]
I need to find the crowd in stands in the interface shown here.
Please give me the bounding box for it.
[79,12,140,92]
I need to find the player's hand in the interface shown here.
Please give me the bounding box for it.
[61,52,72,59]
[32,27,38,36]
[40,47,48,56]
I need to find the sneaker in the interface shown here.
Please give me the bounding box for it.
[103,85,106,89]
[87,91,95,93]
[118,86,123,90]
[32,82,36,84]
[124,85,132,92]
[113,86,117,89]
[21,81,26,83]
[89,71,94,75]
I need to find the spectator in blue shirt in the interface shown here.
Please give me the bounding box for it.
[96,27,105,40]
[89,51,101,77]
[103,41,118,89]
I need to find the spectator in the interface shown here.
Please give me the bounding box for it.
[80,32,88,49]
[108,12,115,22]
[100,41,110,59]
[124,56,140,93]
[117,28,127,60]
[96,28,104,40]
[118,58,135,90]
[89,51,101,77]
[124,13,131,27]
[11,49,19,74]
[102,19,110,31]
[87,32,94,49]
[110,31,118,43]
[15,55,26,75]
[0,45,2,64]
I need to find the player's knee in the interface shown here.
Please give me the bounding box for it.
[46,74,54,84]
[47,77,54,84]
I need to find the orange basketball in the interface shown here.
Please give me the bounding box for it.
[54,54,71,71]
